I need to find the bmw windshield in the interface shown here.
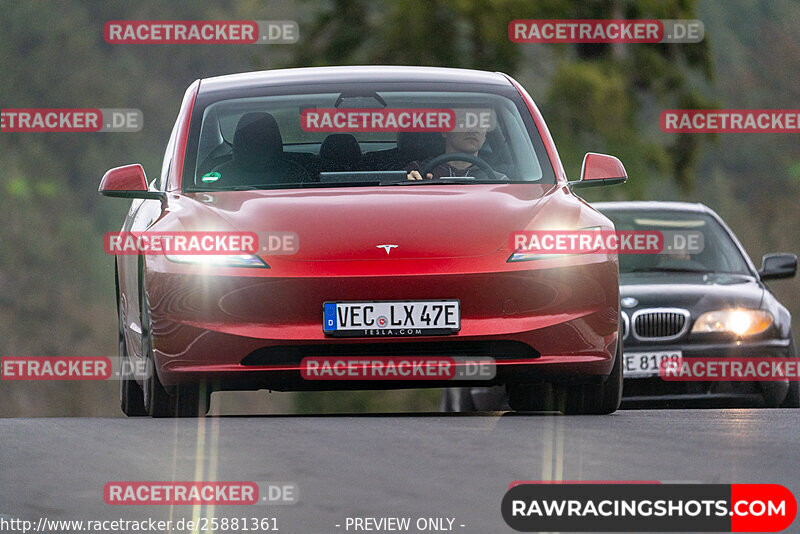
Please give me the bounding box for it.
[601,209,752,275]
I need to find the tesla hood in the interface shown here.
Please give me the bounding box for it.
[185,184,554,261]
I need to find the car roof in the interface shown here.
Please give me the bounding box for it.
[593,201,713,215]
[199,66,512,93]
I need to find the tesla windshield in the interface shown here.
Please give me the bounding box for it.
[190,89,555,189]
[602,210,752,275]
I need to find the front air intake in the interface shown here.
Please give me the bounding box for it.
[632,308,690,341]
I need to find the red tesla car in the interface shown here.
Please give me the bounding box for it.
[100,66,627,417]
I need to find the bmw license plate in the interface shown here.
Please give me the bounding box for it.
[623,350,682,378]
[323,300,460,337]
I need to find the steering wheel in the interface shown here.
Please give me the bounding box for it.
[421,152,497,179]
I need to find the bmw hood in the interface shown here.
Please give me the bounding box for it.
[619,272,765,313]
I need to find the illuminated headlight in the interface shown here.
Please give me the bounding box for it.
[507,226,601,262]
[165,254,270,268]
[507,250,570,262]
[691,309,773,337]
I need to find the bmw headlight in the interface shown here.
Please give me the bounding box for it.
[165,254,270,268]
[691,309,773,337]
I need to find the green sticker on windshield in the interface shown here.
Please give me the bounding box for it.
[201,171,221,183]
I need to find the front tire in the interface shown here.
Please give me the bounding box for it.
[561,339,622,414]
[781,380,800,408]
[779,338,799,408]
[508,329,623,415]
[440,388,476,412]
[139,266,209,417]
[117,266,146,417]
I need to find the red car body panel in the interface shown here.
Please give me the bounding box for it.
[100,164,149,192]
[142,184,618,388]
[112,67,620,392]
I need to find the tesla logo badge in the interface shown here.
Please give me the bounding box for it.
[376,244,398,255]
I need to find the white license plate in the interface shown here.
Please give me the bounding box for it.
[623,351,683,378]
[323,300,460,337]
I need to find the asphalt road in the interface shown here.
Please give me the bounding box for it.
[1,410,798,533]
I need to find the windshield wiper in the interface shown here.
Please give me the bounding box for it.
[627,267,714,274]
[393,178,499,186]
[300,181,382,188]
[191,181,382,191]
[193,178,509,192]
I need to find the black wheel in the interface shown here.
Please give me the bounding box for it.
[440,388,455,412]
[508,329,623,415]
[779,338,799,408]
[471,386,509,411]
[440,388,476,412]
[117,266,146,417]
[760,380,789,408]
[561,336,622,414]
[507,382,563,412]
[139,266,209,418]
[781,380,799,408]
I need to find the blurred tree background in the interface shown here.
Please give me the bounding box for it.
[0,0,797,416]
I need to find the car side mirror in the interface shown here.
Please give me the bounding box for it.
[759,253,798,280]
[568,152,627,189]
[99,164,167,205]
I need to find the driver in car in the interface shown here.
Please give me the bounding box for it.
[655,249,707,271]
[406,128,507,180]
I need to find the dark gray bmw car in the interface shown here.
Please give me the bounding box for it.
[442,201,797,411]
[598,201,797,408]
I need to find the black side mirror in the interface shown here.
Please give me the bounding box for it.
[759,253,798,280]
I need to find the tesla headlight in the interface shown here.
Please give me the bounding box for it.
[508,226,601,262]
[691,309,773,337]
[165,254,270,268]
[507,250,570,262]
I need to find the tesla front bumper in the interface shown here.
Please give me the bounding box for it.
[144,259,620,390]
